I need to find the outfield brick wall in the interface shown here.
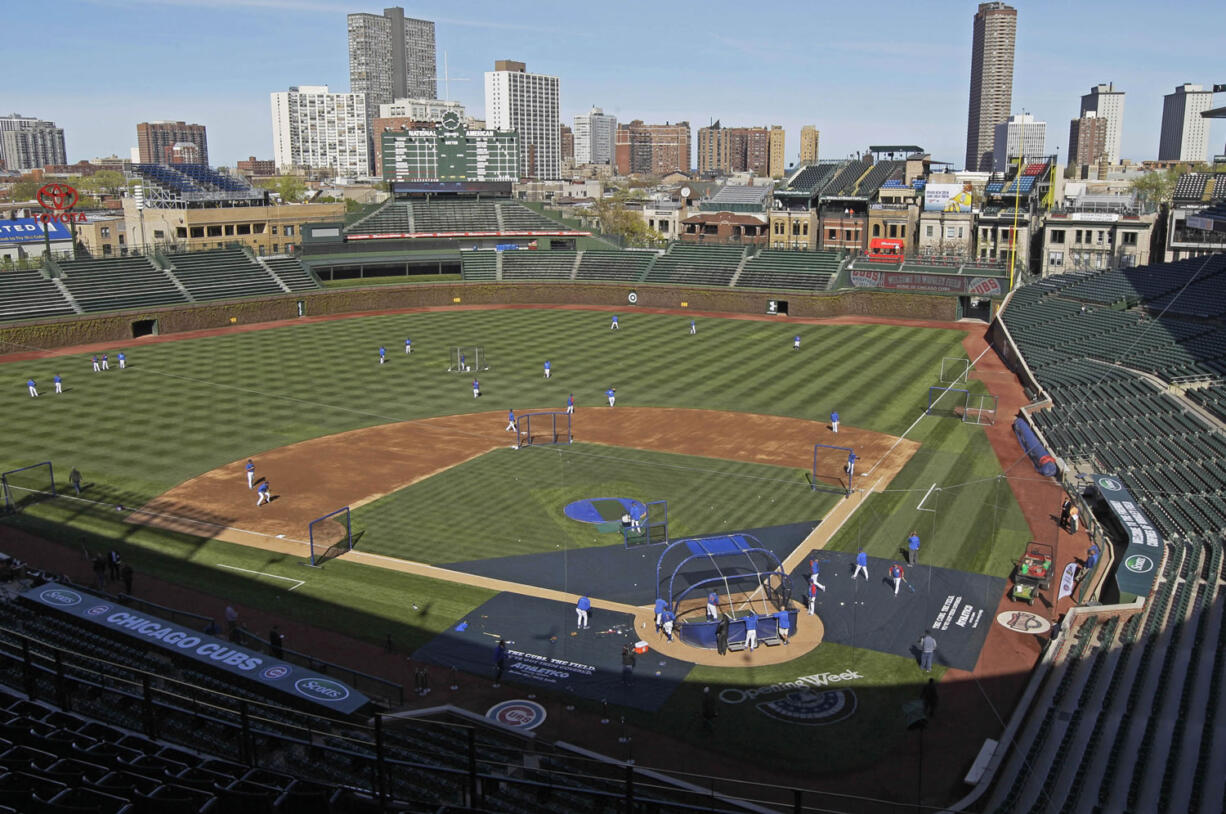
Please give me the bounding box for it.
[0,282,960,351]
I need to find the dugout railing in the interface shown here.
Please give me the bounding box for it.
[0,610,904,813]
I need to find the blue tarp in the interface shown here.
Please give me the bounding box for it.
[1013,418,1058,477]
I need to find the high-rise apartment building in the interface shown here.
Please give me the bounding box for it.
[697,123,779,175]
[0,124,67,171]
[964,2,1017,171]
[1158,83,1213,162]
[1079,83,1124,164]
[615,121,691,176]
[136,121,209,166]
[348,7,437,128]
[0,114,65,169]
[799,126,820,165]
[559,125,574,165]
[270,86,370,177]
[1068,112,1109,168]
[484,60,560,179]
[993,113,1046,171]
[378,98,464,121]
[574,106,616,165]
[768,126,786,178]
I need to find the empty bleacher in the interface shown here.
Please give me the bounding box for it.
[575,250,656,282]
[644,244,744,287]
[166,249,285,301]
[261,257,320,292]
[57,256,188,313]
[735,250,839,292]
[412,200,499,233]
[500,251,576,281]
[0,269,77,322]
[495,202,569,232]
[345,202,413,234]
[459,251,497,281]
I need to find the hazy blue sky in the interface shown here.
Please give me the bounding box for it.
[8,0,1225,169]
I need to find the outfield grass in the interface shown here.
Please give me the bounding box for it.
[353,443,837,563]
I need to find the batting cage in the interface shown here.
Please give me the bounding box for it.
[622,499,668,548]
[308,506,353,566]
[448,346,488,373]
[811,443,855,496]
[515,411,573,448]
[940,356,971,385]
[965,393,998,425]
[2,461,56,514]
[656,534,796,650]
[926,386,971,421]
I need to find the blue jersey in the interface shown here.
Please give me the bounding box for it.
[54,375,62,384]
[831,412,839,423]
[662,610,675,624]
[27,379,35,388]
[810,558,820,575]
[405,339,411,347]
[745,614,757,631]
[606,388,615,399]
[776,611,789,631]
[890,564,903,579]
[508,410,515,422]
[246,461,255,473]
[856,551,867,567]
[707,592,718,605]
[577,596,591,611]
[118,353,125,361]
[544,361,550,370]
[379,346,385,355]
[612,315,618,323]
[908,535,920,551]
[567,394,574,407]
[654,598,666,615]
[258,482,269,493]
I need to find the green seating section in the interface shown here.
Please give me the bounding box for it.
[0,269,76,322]
[644,244,744,287]
[575,250,656,282]
[735,250,839,292]
[57,256,187,313]
[262,257,320,292]
[167,249,283,301]
[345,199,572,236]
[501,251,576,281]
[459,252,497,281]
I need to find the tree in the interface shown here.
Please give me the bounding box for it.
[1130,162,1212,208]
[591,195,663,246]
[81,170,128,197]
[257,175,307,203]
[9,179,40,202]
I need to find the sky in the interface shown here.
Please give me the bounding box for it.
[6,0,1225,170]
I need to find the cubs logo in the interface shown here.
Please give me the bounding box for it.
[1124,554,1154,574]
[262,664,292,681]
[996,610,1052,634]
[755,690,857,726]
[486,700,547,730]
[86,604,111,616]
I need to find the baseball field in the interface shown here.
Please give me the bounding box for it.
[0,306,1031,775]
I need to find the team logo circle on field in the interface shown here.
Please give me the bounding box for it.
[40,588,82,607]
[1125,554,1154,574]
[996,610,1052,634]
[486,700,547,730]
[1097,477,1123,492]
[86,604,111,616]
[755,690,858,726]
[262,664,292,681]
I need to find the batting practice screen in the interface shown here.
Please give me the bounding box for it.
[2,461,56,513]
[308,506,352,566]
[811,444,855,496]
[515,412,573,448]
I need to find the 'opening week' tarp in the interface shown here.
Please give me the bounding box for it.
[20,584,370,716]
[1089,475,1163,598]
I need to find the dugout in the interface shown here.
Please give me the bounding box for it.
[656,534,796,650]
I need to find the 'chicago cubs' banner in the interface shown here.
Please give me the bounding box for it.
[1090,474,1162,598]
[0,218,72,244]
[20,585,370,715]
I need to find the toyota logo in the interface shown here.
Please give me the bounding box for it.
[37,183,79,212]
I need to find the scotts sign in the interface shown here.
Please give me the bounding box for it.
[35,183,86,224]
[1091,473,1162,598]
[21,584,369,715]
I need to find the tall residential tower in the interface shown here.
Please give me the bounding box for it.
[964,2,1017,172]
[1158,83,1213,162]
[1079,83,1124,164]
[348,7,437,126]
[574,107,617,166]
[484,60,560,179]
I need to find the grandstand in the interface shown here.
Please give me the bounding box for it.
[500,250,577,281]
[129,164,264,206]
[459,250,497,281]
[643,243,744,287]
[343,198,585,240]
[735,250,839,292]
[574,249,657,282]
[261,257,321,293]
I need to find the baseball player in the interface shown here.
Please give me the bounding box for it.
[610,314,619,330]
[544,360,551,379]
[566,393,574,414]
[101,354,110,370]
[852,549,869,581]
[91,355,100,373]
[472,378,480,398]
[845,451,857,479]
[53,374,62,394]
[809,556,827,591]
[706,591,719,621]
[117,352,126,370]
[459,352,467,371]
[378,346,386,365]
[831,411,839,433]
[744,613,758,650]
[890,562,905,596]
[26,378,38,398]
[256,481,271,506]
[793,335,801,350]
[661,608,675,641]
[505,409,516,432]
[606,386,616,407]
[776,610,790,645]
[575,595,591,629]
[405,337,412,354]
[654,597,667,632]
[689,319,696,335]
[246,459,255,489]
[808,581,818,615]
[907,532,921,565]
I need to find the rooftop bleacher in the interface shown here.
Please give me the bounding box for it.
[57,255,188,313]
[129,164,263,204]
[0,269,77,322]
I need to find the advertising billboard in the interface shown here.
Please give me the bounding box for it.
[0,218,73,245]
[924,183,974,213]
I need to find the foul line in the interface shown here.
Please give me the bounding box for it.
[216,564,305,591]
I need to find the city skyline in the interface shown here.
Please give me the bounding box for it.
[5,0,1225,170]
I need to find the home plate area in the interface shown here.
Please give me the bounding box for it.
[791,552,1006,672]
[412,593,693,712]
